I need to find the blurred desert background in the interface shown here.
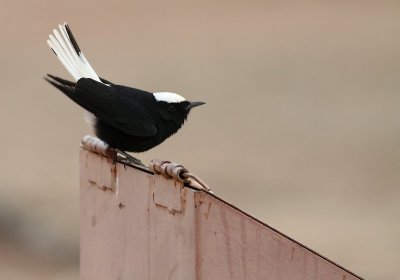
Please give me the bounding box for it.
[0,0,399,279]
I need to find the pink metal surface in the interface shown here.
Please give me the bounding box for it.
[80,149,362,280]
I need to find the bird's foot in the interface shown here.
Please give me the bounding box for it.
[115,149,145,167]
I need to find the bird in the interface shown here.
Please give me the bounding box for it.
[45,23,205,165]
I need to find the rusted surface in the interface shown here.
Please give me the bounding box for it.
[194,193,362,280]
[80,149,363,280]
[152,177,187,215]
[83,151,117,192]
[80,149,196,280]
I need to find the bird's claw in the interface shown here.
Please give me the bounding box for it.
[115,149,145,167]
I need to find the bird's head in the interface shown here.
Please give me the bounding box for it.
[153,92,205,124]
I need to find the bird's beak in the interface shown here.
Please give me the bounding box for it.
[186,101,205,111]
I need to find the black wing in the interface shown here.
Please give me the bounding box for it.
[45,75,158,137]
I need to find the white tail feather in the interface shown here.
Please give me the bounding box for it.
[47,23,102,83]
[48,22,103,126]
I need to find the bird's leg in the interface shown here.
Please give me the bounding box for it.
[115,149,145,167]
[105,147,118,164]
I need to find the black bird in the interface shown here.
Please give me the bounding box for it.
[46,23,204,164]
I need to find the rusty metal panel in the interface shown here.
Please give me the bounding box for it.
[80,149,362,280]
[193,192,361,280]
[80,150,196,280]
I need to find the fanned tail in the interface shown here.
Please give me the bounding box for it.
[47,23,102,83]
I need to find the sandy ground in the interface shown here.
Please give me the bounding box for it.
[0,1,399,279]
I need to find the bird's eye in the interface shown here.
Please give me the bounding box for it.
[168,105,176,112]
